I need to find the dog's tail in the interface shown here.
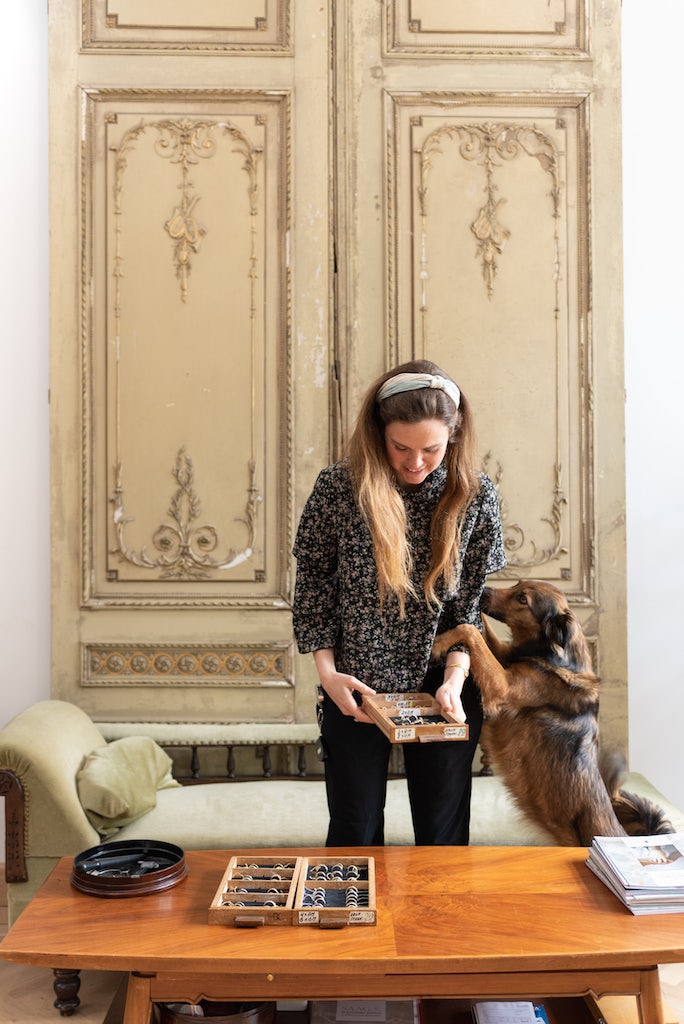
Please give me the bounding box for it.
[600,750,673,837]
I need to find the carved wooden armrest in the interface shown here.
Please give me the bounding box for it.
[0,769,28,882]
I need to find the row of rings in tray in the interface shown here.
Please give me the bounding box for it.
[301,886,369,908]
[221,889,290,906]
[231,861,296,881]
[221,899,287,907]
[306,862,365,881]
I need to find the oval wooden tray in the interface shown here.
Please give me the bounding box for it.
[71,839,187,897]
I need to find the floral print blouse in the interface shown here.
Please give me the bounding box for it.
[292,461,506,693]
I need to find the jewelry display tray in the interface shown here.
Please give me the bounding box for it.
[208,855,376,928]
[362,693,469,743]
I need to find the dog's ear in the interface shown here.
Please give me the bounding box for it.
[543,611,591,672]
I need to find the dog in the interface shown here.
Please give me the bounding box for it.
[431,579,672,846]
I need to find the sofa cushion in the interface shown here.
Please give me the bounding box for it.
[77,736,180,835]
[112,775,551,849]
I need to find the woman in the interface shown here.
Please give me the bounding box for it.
[293,359,506,846]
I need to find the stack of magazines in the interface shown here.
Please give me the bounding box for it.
[586,833,684,914]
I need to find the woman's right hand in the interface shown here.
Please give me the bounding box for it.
[313,650,376,723]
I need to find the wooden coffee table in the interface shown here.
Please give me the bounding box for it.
[1,846,683,1024]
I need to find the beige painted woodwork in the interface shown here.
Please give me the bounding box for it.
[49,0,627,753]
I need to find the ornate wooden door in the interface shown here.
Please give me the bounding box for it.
[49,1,626,750]
[333,0,626,752]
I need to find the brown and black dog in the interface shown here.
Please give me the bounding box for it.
[431,580,671,846]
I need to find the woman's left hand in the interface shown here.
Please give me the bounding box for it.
[435,664,468,722]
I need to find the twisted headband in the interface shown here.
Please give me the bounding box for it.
[376,372,461,409]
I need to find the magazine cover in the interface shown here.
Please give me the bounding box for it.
[590,834,684,890]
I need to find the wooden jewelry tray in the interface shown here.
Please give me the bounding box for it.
[294,856,376,927]
[362,692,469,743]
[208,856,302,927]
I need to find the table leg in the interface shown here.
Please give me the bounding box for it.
[123,973,154,1024]
[53,967,81,1016]
[636,967,665,1024]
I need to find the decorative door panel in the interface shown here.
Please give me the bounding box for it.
[82,0,291,52]
[389,92,590,597]
[83,89,287,605]
[76,87,297,722]
[386,0,588,57]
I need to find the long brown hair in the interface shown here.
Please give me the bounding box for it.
[346,360,479,613]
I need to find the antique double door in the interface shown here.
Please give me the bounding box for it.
[49,1,627,751]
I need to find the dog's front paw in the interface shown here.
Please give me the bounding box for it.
[431,623,479,661]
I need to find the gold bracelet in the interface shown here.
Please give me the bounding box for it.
[445,662,467,673]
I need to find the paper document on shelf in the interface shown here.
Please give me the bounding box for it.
[336,1003,387,1021]
[472,1003,538,1023]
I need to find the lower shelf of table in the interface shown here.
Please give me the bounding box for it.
[103,987,676,1024]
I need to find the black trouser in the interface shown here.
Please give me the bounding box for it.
[320,673,483,846]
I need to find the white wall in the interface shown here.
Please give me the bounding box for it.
[0,7,50,718]
[0,2,50,857]
[623,1,684,813]
[0,2,682,856]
